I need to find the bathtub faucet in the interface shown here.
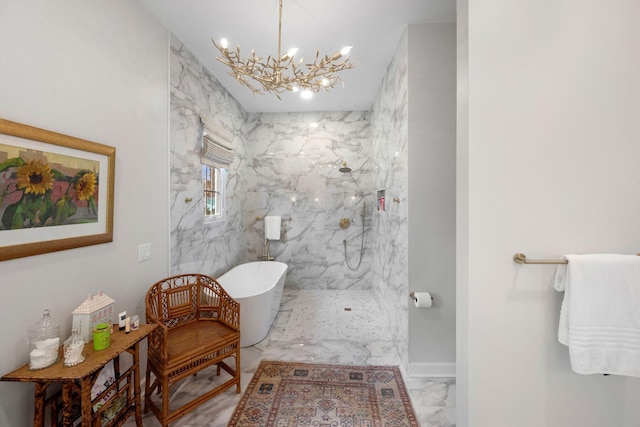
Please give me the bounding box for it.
[261,239,274,261]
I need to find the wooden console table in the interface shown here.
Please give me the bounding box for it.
[1,324,156,427]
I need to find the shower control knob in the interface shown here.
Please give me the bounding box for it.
[339,218,351,229]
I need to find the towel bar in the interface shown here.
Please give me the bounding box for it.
[255,216,292,222]
[513,253,568,264]
[513,252,640,264]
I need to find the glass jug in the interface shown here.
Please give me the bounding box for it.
[29,309,60,369]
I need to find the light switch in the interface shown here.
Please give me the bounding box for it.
[138,243,152,262]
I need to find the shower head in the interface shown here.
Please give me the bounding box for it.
[339,161,352,173]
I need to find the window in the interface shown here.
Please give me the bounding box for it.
[200,118,234,222]
[203,164,226,220]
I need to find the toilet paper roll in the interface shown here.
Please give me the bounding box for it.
[412,292,433,308]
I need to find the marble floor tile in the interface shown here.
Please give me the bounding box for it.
[123,289,456,427]
[282,290,392,342]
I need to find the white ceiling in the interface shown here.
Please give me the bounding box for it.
[139,0,456,113]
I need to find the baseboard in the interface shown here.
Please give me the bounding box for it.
[407,362,456,378]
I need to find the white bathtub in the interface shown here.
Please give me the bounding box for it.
[218,261,288,347]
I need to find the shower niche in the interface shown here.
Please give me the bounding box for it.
[377,189,385,212]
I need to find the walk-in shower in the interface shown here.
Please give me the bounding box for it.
[343,203,365,271]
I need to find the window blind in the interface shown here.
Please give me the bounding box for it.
[202,134,234,167]
[200,117,234,167]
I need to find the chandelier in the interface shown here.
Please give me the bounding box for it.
[212,0,355,99]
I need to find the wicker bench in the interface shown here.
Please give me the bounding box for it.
[144,274,241,426]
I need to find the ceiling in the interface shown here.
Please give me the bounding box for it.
[139,0,456,113]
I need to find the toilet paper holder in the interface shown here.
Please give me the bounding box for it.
[409,292,434,302]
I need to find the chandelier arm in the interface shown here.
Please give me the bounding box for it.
[235,74,263,95]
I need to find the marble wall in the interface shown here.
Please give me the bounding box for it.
[168,35,410,365]
[169,35,249,277]
[244,112,375,290]
[169,37,378,290]
[370,31,410,367]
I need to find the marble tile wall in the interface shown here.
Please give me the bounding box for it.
[168,36,382,292]
[370,31,410,367]
[168,34,410,368]
[169,35,249,277]
[244,112,375,289]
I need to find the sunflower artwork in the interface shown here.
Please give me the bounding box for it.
[0,143,100,230]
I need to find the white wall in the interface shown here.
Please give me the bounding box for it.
[456,0,469,424]
[458,0,640,425]
[0,2,169,425]
[407,23,456,375]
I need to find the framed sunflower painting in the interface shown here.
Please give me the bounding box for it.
[0,118,115,261]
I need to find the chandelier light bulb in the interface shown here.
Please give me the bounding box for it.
[211,0,356,99]
[340,46,353,56]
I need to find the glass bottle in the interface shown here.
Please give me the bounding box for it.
[63,329,85,366]
[29,309,60,370]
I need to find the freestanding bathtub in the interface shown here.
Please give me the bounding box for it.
[218,261,288,347]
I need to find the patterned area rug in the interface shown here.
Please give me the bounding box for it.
[229,360,419,427]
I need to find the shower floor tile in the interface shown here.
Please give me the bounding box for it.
[281,289,392,342]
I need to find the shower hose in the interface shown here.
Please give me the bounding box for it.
[343,206,365,271]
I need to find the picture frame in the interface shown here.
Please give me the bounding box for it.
[0,118,115,261]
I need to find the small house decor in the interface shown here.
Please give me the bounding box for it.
[72,290,114,343]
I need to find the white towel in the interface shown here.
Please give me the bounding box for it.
[554,254,640,377]
[264,216,281,241]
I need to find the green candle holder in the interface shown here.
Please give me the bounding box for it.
[93,323,111,351]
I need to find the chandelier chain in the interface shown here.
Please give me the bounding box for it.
[277,0,282,60]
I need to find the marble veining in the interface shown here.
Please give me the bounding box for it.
[244,112,375,291]
[123,289,455,427]
[169,35,249,277]
[170,42,380,292]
